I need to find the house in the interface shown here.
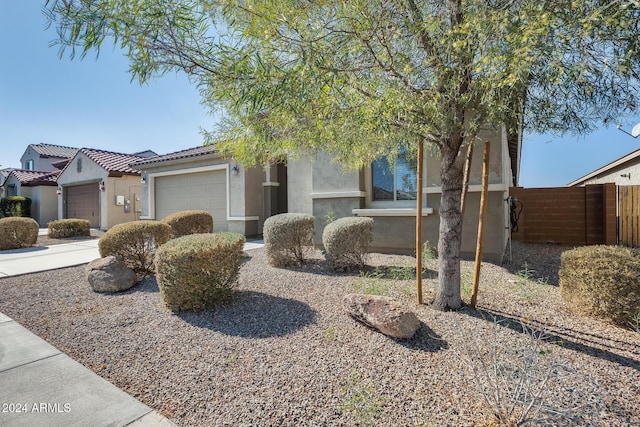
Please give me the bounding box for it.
[2,169,60,225]
[0,169,13,199]
[131,145,287,235]
[19,143,78,171]
[288,126,520,262]
[568,147,640,187]
[56,148,157,229]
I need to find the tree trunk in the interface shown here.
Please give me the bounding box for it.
[432,140,465,311]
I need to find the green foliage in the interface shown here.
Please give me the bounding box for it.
[628,309,640,335]
[0,196,32,218]
[98,220,171,277]
[47,218,91,238]
[560,245,640,328]
[339,372,385,426]
[155,232,246,312]
[161,209,214,238]
[354,270,388,296]
[0,217,39,250]
[322,216,373,271]
[263,213,314,267]
[324,210,335,225]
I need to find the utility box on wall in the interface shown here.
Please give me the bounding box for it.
[115,195,125,206]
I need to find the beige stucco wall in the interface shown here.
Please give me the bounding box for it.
[289,127,511,262]
[106,175,143,228]
[578,162,640,186]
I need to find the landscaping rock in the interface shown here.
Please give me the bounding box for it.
[342,293,421,339]
[86,256,137,293]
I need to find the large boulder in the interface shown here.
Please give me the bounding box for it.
[86,256,137,293]
[342,293,421,339]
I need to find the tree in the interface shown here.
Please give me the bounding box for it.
[45,0,640,310]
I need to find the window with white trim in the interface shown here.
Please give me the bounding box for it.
[371,149,417,201]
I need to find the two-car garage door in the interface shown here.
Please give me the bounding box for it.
[154,170,228,232]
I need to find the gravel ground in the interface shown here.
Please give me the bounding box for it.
[0,241,639,426]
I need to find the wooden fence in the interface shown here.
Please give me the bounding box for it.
[618,185,640,247]
[509,184,617,246]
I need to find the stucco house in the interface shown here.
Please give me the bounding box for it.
[2,169,60,225]
[0,169,13,198]
[288,126,520,262]
[568,147,640,187]
[131,145,287,235]
[19,143,78,171]
[56,148,157,229]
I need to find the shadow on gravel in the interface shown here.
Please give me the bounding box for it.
[177,291,317,338]
[462,306,640,372]
[395,322,449,353]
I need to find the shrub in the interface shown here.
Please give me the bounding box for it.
[0,196,32,218]
[263,213,314,267]
[322,216,373,271]
[155,232,246,311]
[161,210,213,238]
[47,219,91,238]
[560,245,640,327]
[0,217,39,250]
[98,220,171,277]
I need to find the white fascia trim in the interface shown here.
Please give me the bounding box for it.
[262,182,280,187]
[311,191,367,199]
[353,207,434,217]
[423,183,508,194]
[567,147,640,187]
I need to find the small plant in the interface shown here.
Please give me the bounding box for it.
[225,352,239,365]
[263,213,314,267]
[460,268,473,300]
[325,210,335,224]
[324,323,337,341]
[161,210,213,238]
[322,216,373,271]
[47,218,90,238]
[421,240,436,269]
[515,262,542,303]
[354,270,387,295]
[387,266,414,281]
[339,372,384,426]
[0,217,39,250]
[628,309,640,335]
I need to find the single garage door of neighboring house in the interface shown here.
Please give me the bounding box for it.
[155,170,228,232]
[66,183,100,228]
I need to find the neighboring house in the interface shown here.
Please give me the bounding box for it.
[568,147,640,187]
[132,145,287,235]
[19,143,78,171]
[0,168,14,198]
[289,127,520,262]
[56,148,157,229]
[2,169,60,225]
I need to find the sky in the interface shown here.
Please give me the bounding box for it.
[2,2,640,188]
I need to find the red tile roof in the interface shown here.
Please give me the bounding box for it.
[131,145,219,167]
[79,148,150,175]
[9,169,60,186]
[29,143,78,159]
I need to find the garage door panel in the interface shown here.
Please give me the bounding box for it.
[155,170,228,231]
[66,183,100,228]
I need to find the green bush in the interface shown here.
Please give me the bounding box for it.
[47,219,91,238]
[98,220,171,277]
[161,210,213,238]
[0,217,39,250]
[322,216,373,271]
[0,196,32,218]
[155,232,246,311]
[560,245,640,328]
[263,213,314,267]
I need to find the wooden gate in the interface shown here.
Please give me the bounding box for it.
[618,185,640,247]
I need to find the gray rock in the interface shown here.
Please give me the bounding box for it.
[342,293,421,339]
[86,256,137,293]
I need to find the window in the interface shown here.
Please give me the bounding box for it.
[371,149,417,201]
[24,159,34,170]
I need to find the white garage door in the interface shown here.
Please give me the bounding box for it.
[155,170,228,232]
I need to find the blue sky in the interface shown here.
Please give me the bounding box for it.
[2,2,639,188]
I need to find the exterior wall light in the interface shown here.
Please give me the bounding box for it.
[56,186,62,196]
[99,180,106,192]
[231,165,240,175]
[140,173,147,184]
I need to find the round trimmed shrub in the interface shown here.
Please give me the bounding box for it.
[263,213,314,267]
[155,232,246,311]
[322,216,374,271]
[560,245,640,327]
[98,220,171,277]
[47,218,91,238]
[162,210,213,238]
[0,217,39,250]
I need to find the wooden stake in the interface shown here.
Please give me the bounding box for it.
[471,141,490,308]
[416,139,424,305]
[460,143,474,216]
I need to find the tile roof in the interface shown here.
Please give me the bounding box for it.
[9,169,60,186]
[79,148,149,175]
[131,145,219,167]
[29,143,78,159]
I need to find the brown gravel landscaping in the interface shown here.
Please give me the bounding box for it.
[0,241,639,426]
